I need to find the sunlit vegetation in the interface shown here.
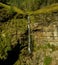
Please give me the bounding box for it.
[44,56,52,65]
[0,33,11,59]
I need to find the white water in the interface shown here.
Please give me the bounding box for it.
[28,16,31,53]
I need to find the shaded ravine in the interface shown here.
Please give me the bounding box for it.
[0,40,27,65]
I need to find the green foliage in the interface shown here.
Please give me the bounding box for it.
[0,4,27,59]
[44,56,52,65]
[0,33,11,59]
[47,43,55,51]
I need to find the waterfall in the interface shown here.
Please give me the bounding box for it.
[27,15,31,54]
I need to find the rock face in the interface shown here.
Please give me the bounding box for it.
[32,12,58,45]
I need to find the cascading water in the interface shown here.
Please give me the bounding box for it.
[27,15,31,54]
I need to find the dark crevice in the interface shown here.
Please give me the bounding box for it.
[0,39,27,65]
[33,29,43,32]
